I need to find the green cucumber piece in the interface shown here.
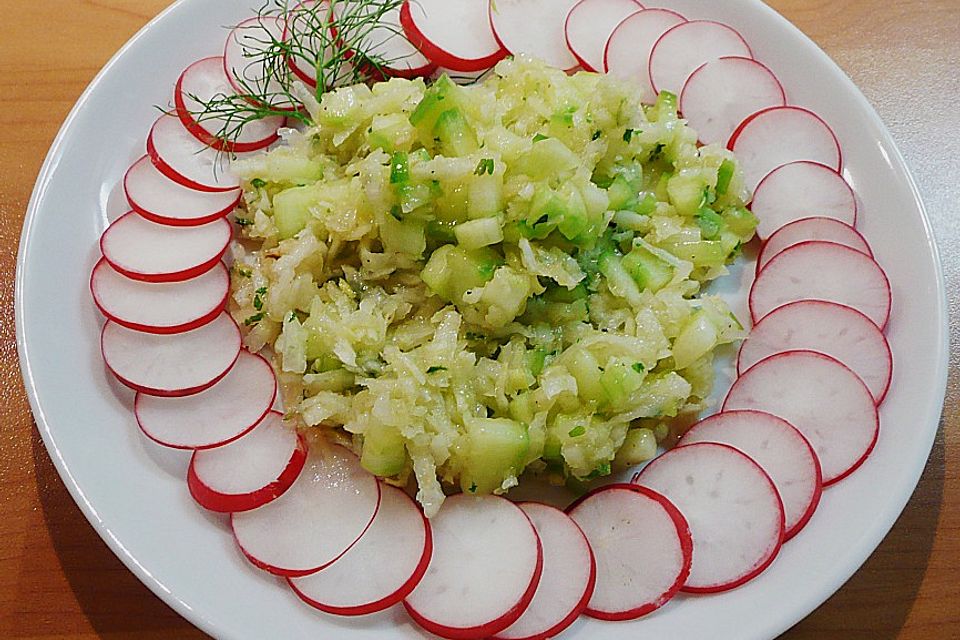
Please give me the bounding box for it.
[459,417,529,494]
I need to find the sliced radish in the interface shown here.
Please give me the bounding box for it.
[91,259,228,335]
[751,161,857,239]
[494,503,595,640]
[634,442,784,593]
[749,240,891,328]
[332,2,435,78]
[399,0,505,73]
[100,211,231,283]
[489,0,581,72]
[135,350,277,450]
[738,300,893,403]
[124,155,240,226]
[567,484,691,620]
[147,116,241,193]
[648,20,752,97]
[404,494,543,640]
[679,56,785,146]
[285,0,360,89]
[724,350,879,485]
[100,312,241,397]
[681,411,822,540]
[564,0,644,73]
[604,8,686,103]
[231,445,381,577]
[757,216,871,273]
[224,16,298,111]
[728,106,841,193]
[289,483,432,616]
[176,56,284,152]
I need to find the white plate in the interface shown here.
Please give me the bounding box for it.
[16,1,948,639]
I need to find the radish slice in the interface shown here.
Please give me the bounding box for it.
[564,0,644,72]
[100,212,231,283]
[176,56,284,152]
[289,484,432,616]
[604,8,686,103]
[333,2,435,78]
[490,0,581,72]
[399,0,505,73]
[494,503,595,640]
[724,350,880,485]
[648,20,752,97]
[729,106,841,193]
[284,0,330,88]
[680,56,785,146]
[91,259,228,335]
[231,445,381,577]
[738,300,893,404]
[404,494,543,640]
[749,240,891,328]
[634,442,784,593]
[100,312,241,397]
[757,216,871,273]
[680,411,822,540]
[224,16,298,111]
[124,155,240,226]
[147,116,241,193]
[188,412,307,512]
[751,161,857,239]
[134,350,277,450]
[567,484,691,620]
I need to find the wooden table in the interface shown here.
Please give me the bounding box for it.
[0,1,957,638]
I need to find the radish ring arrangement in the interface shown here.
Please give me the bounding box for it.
[85,1,895,638]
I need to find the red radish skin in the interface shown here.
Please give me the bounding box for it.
[400,0,506,73]
[604,8,686,103]
[738,300,893,404]
[123,156,240,227]
[147,116,241,193]
[224,16,298,111]
[330,1,435,79]
[680,56,786,146]
[100,212,231,283]
[564,0,645,73]
[681,411,823,540]
[648,20,753,97]
[489,0,581,72]
[288,484,432,616]
[724,350,880,485]
[90,259,228,335]
[135,350,277,450]
[634,443,784,593]
[100,312,241,398]
[757,216,871,274]
[750,161,858,239]
[748,240,892,329]
[567,484,691,620]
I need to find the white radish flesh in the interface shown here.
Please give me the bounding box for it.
[100,312,241,397]
[124,155,240,226]
[147,116,241,193]
[634,442,784,592]
[567,484,691,620]
[404,494,542,640]
[749,241,891,328]
[100,211,231,283]
[489,0,581,71]
[224,16,298,110]
[231,446,381,576]
[495,503,595,640]
[91,259,228,335]
[724,350,880,485]
[681,411,822,540]
[334,2,435,78]
[751,161,857,239]
[738,300,893,403]
[729,106,841,193]
[135,350,277,450]
[564,0,644,72]
[604,8,686,103]
[680,56,785,146]
[289,484,432,616]
[399,0,505,72]
[757,216,871,273]
[648,20,752,97]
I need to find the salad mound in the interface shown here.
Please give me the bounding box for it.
[228,57,756,517]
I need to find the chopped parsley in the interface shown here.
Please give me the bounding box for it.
[632,362,645,373]
[591,130,602,141]
[426,366,448,374]
[532,133,548,143]
[250,178,267,189]
[474,158,495,176]
[568,425,586,438]
[243,312,265,326]
[622,128,634,143]
[235,217,254,227]
[253,286,267,311]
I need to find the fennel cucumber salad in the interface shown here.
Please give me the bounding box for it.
[228,57,756,516]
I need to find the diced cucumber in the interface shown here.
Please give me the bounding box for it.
[557,185,589,240]
[361,422,407,477]
[622,245,673,292]
[598,252,643,306]
[599,360,644,408]
[479,266,535,327]
[716,158,736,195]
[272,185,315,239]
[565,348,605,402]
[389,151,409,185]
[516,137,580,179]
[467,172,503,219]
[660,237,726,267]
[667,173,708,217]
[410,75,460,133]
[695,207,723,240]
[614,428,658,467]
[368,113,416,153]
[672,310,719,369]
[723,205,758,238]
[459,417,529,494]
[434,109,479,156]
[455,217,504,249]
[381,215,426,257]
[509,392,536,424]
[543,282,588,303]
[421,245,501,302]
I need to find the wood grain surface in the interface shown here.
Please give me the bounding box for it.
[0,1,957,638]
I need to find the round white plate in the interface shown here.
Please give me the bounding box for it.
[16,1,948,639]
